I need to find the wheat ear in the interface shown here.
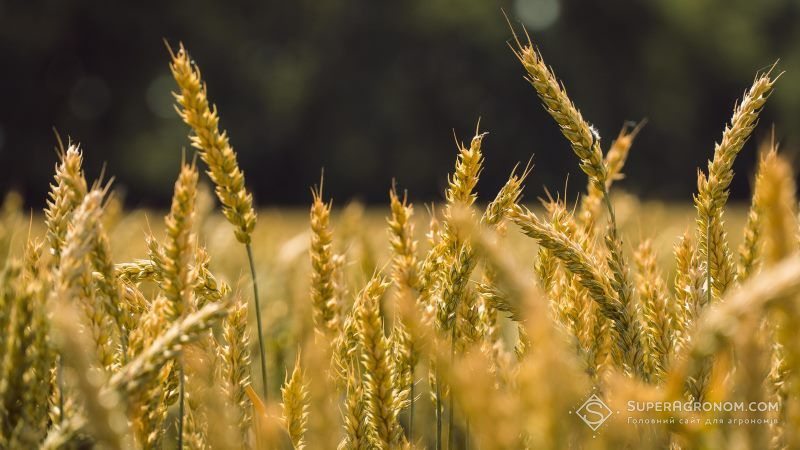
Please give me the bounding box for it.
[510,204,647,378]
[44,143,88,266]
[758,149,798,264]
[672,231,704,356]
[738,153,766,282]
[161,160,197,322]
[670,255,800,402]
[55,190,116,369]
[355,276,405,448]
[110,299,229,396]
[340,370,369,450]
[20,241,52,444]
[512,34,606,190]
[755,148,798,441]
[437,130,485,332]
[0,262,38,447]
[513,28,643,380]
[89,217,127,361]
[695,69,776,299]
[168,43,256,244]
[634,239,672,382]
[281,354,310,450]
[310,182,340,336]
[388,186,420,293]
[221,291,253,448]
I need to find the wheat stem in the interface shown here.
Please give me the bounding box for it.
[448,325,456,450]
[435,367,442,450]
[408,379,414,443]
[246,243,269,401]
[178,362,185,450]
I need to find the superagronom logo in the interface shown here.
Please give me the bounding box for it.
[570,387,618,434]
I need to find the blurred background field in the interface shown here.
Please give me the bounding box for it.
[1,0,799,209]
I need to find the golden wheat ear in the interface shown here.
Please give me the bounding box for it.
[387,184,420,294]
[44,143,88,266]
[281,353,310,450]
[309,179,340,337]
[167,42,256,245]
[634,239,672,383]
[161,160,198,323]
[220,291,252,447]
[354,275,406,447]
[510,27,606,191]
[757,149,798,264]
[695,68,777,301]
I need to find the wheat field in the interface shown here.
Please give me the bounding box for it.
[0,25,797,450]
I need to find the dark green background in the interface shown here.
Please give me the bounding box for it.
[1,0,798,206]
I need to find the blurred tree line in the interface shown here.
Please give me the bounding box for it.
[0,0,798,207]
